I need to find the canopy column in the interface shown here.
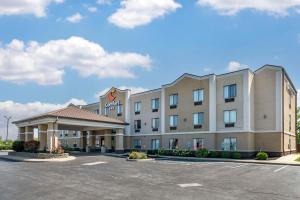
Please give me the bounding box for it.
[18,127,25,141]
[25,126,34,141]
[47,122,59,151]
[115,129,124,153]
[38,124,48,151]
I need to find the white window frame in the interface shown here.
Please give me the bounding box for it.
[193,89,204,103]
[224,84,237,99]
[169,115,178,127]
[222,138,237,151]
[193,112,204,125]
[169,138,178,149]
[134,120,141,130]
[152,118,159,129]
[224,110,237,124]
[151,98,159,110]
[151,139,160,150]
[193,138,204,150]
[117,104,123,114]
[134,102,141,112]
[169,94,178,106]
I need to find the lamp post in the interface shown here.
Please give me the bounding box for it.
[4,116,12,141]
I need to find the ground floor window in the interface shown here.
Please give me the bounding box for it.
[222,138,237,151]
[193,138,204,150]
[133,139,141,149]
[169,138,178,149]
[73,140,77,148]
[151,139,160,150]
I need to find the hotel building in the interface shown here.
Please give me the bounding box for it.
[14,65,297,157]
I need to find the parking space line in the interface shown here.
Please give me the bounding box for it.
[177,183,202,188]
[273,165,288,173]
[230,164,247,169]
[82,161,107,166]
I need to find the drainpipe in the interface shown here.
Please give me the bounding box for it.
[282,70,285,156]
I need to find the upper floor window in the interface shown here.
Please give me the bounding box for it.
[193,89,204,105]
[289,91,292,109]
[224,110,237,128]
[134,102,141,115]
[193,112,204,129]
[222,138,237,151]
[117,104,123,116]
[134,120,141,133]
[104,107,109,116]
[151,98,159,112]
[224,84,236,102]
[152,118,159,131]
[289,114,292,132]
[169,94,178,109]
[169,115,178,130]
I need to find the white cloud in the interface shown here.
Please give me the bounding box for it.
[0,0,64,17]
[108,0,181,29]
[95,86,149,98]
[97,0,113,5]
[197,0,300,16]
[0,36,151,85]
[87,7,98,13]
[203,67,212,73]
[66,12,83,23]
[227,61,248,72]
[0,98,86,140]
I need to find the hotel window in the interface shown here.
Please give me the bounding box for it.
[169,138,178,149]
[133,139,141,149]
[117,104,123,116]
[104,107,109,116]
[169,115,178,130]
[152,118,159,132]
[289,91,292,109]
[224,84,236,102]
[134,102,141,115]
[224,110,237,128]
[193,138,204,150]
[151,139,160,150]
[193,89,204,105]
[95,109,99,115]
[193,112,204,129]
[289,115,292,132]
[169,94,178,109]
[222,138,237,151]
[151,98,159,112]
[73,141,77,148]
[134,120,141,133]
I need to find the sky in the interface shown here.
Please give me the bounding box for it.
[0,0,300,139]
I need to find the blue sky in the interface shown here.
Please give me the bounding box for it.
[0,0,299,139]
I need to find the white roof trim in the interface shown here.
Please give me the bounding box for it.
[162,73,213,88]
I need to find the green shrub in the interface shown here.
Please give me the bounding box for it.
[0,140,13,150]
[128,151,147,159]
[208,151,219,158]
[24,140,40,153]
[221,151,231,158]
[51,147,65,154]
[256,152,268,160]
[195,149,209,158]
[232,152,241,159]
[12,140,24,152]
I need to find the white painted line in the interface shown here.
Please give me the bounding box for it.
[178,183,202,188]
[273,165,288,173]
[82,161,107,166]
[230,164,247,169]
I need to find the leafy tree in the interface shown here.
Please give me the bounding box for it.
[297,107,300,144]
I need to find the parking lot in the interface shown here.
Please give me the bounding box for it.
[0,155,299,200]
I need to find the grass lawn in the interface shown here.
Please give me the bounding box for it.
[295,157,300,162]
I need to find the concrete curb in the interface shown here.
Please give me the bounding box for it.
[0,155,76,162]
[151,155,300,166]
[126,158,155,162]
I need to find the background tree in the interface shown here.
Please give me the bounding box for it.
[297,107,300,144]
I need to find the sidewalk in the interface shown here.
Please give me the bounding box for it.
[0,152,76,162]
[149,154,300,166]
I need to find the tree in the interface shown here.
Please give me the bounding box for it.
[297,107,300,144]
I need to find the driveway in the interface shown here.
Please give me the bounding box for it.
[0,155,299,200]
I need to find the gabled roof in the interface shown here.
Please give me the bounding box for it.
[162,73,214,88]
[13,104,126,125]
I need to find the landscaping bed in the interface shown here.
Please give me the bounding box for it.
[8,151,69,159]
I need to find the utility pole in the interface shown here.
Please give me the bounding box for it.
[4,116,12,142]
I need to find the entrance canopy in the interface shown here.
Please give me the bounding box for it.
[13,104,128,152]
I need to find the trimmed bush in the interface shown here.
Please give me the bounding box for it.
[12,140,24,152]
[51,147,65,154]
[232,152,241,159]
[256,152,268,160]
[208,151,219,158]
[221,151,231,159]
[24,140,40,153]
[0,140,13,150]
[128,151,147,159]
[195,149,209,158]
